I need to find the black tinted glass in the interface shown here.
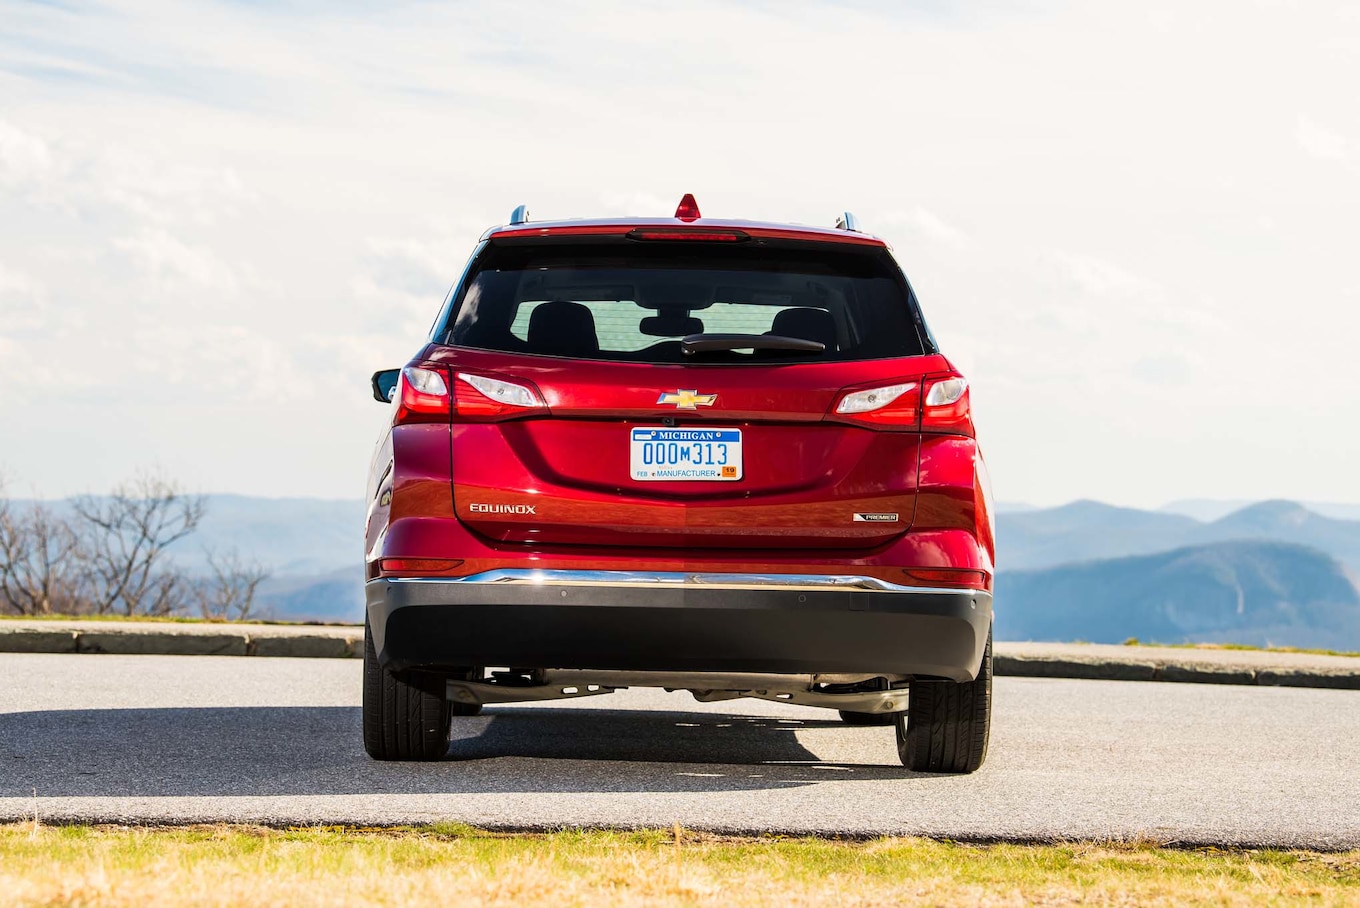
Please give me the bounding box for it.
[439,241,927,364]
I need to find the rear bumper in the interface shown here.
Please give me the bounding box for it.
[366,571,992,682]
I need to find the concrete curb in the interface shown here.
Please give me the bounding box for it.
[1,621,1357,690]
[995,643,1360,690]
[0,621,364,660]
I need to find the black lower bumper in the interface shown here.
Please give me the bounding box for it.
[366,577,992,682]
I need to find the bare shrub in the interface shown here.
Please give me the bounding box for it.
[2,472,272,620]
[194,548,270,622]
[72,471,207,617]
[0,480,88,616]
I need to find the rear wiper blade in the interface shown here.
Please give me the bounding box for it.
[680,333,825,356]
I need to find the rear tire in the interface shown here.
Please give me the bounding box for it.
[896,627,992,773]
[362,620,452,761]
[838,709,899,726]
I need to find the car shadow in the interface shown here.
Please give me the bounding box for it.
[0,704,919,799]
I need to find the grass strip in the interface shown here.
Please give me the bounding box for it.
[1121,638,1360,659]
[2,822,1357,907]
[0,613,356,627]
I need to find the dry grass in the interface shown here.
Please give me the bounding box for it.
[2,822,1358,907]
[1121,638,1360,659]
[0,613,355,627]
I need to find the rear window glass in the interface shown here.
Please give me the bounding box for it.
[439,241,928,364]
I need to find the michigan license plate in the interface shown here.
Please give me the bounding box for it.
[629,427,742,481]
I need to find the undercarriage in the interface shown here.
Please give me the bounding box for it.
[446,669,910,713]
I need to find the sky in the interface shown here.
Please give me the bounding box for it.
[1,0,1358,509]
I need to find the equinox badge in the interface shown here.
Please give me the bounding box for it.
[657,389,717,410]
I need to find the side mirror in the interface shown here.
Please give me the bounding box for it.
[371,369,400,403]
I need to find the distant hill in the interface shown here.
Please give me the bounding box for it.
[165,495,366,575]
[257,566,365,623]
[1189,501,1360,574]
[1000,499,1360,575]
[1164,499,1360,523]
[996,540,1360,649]
[999,500,1200,569]
[1159,499,1254,522]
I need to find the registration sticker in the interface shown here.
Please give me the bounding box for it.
[630,427,743,481]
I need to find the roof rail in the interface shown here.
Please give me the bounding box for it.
[834,211,861,233]
[509,204,530,225]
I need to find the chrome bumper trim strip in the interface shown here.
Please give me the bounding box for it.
[384,569,981,596]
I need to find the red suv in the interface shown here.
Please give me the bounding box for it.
[364,196,995,773]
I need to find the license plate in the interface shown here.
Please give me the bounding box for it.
[630,427,742,481]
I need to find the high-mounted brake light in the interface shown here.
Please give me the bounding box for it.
[394,366,451,425]
[674,193,701,221]
[454,372,547,421]
[627,228,749,242]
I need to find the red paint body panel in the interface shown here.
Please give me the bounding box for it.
[366,359,994,582]
[418,347,946,549]
[366,215,994,593]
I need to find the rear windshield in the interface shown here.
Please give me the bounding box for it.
[436,240,931,364]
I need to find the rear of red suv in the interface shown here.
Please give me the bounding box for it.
[363,198,995,772]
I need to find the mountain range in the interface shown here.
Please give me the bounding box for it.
[996,540,1360,649]
[997,500,1360,648]
[12,493,1360,647]
[999,499,1360,574]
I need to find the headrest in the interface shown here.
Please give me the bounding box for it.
[769,307,836,349]
[527,300,600,356]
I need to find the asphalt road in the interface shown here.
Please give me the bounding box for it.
[1,653,1357,848]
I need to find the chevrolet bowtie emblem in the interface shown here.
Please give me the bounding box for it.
[657,389,717,410]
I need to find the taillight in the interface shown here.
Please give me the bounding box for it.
[454,372,547,421]
[921,374,973,436]
[831,372,973,436]
[832,381,921,427]
[394,366,452,425]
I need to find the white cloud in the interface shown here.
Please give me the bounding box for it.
[362,232,471,295]
[0,117,254,224]
[1296,114,1352,161]
[0,262,41,297]
[1043,250,1161,300]
[1,0,1359,506]
[128,323,314,402]
[97,151,256,227]
[112,228,238,290]
[878,207,970,250]
[0,119,56,199]
[0,119,51,178]
[598,191,680,218]
[0,262,46,333]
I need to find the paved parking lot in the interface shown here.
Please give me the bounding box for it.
[2,653,1357,848]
